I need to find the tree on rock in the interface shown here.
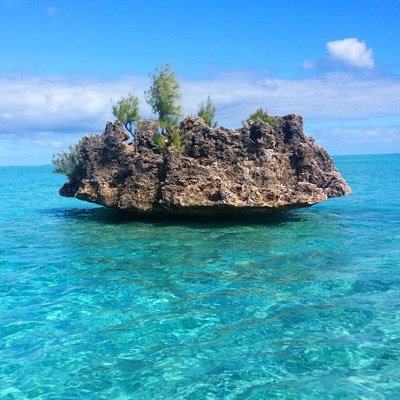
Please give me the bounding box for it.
[197,96,217,128]
[243,107,275,125]
[112,93,140,139]
[145,63,182,135]
[52,141,83,179]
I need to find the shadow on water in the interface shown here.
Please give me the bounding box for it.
[45,205,310,228]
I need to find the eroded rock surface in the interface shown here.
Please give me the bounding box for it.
[60,115,351,215]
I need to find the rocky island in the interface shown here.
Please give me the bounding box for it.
[58,114,351,216]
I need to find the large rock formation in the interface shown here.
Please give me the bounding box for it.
[59,115,351,215]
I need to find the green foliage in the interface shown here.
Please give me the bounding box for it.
[153,133,168,153]
[52,142,83,179]
[197,96,217,128]
[112,93,140,137]
[243,107,276,125]
[158,119,175,136]
[170,125,186,152]
[145,63,182,130]
[153,121,186,153]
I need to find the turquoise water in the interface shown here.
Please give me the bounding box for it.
[1,155,399,399]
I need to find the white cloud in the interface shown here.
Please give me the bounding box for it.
[33,139,63,148]
[0,69,399,163]
[326,38,375,69]
[182,72,400,126]
[0,74,149,135]
[311,126,400,155]
[316,126,400,143]
[1,71,399,135]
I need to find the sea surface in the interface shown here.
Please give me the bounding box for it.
[0,154,399,399]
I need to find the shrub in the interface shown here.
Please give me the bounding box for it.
[145,63,182,130]
[153,121,186,153]
[52,142,83,179]
[112,93,140,138]
[170,125,186,152]
[153,133,168,153]
[243,107,276,125]
[197,96,217,128]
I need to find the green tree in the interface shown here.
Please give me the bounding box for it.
[243,107,275,125]
[112,93,140,138]
[153,133,168,153]
[145,63,182,132]
[169,124,186,152]
[152,122,186,153]
[52,142,83,179]
[197,96,217,128]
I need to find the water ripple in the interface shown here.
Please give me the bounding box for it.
[1,158,400,399]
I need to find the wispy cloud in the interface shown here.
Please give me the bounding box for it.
[1,71,399,133]
[0,74,148,135]
[311,125,400,155]
[0,69,399,163]
[183,72,399,126]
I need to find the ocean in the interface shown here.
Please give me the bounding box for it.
[0,154,399,399]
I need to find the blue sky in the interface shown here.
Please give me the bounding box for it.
[0,0,399,165]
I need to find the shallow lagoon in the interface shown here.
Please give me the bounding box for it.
[1,155,399,399]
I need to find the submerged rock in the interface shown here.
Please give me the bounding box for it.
[59,115,351,216]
